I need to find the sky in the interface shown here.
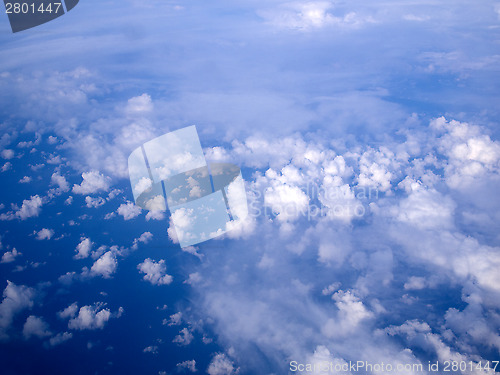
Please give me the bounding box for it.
[0,0,500,374]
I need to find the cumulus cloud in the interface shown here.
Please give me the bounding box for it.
[137,258,173,286]
[0,281,35,341]
[1,248,21,263]
[61,303,123,330]
[207,353,238,375]
[72,171,111,195]
[23,316,51,339]
[90,251,117,279]
[1,149,14,159]
[172,328,193,346]
[117,201,142,220]
[35,228,54,240]
[131,232,153,250]
[74,237,93,259]
[177,359,197,373]
[85,196,106,208]
[48,332,72,347]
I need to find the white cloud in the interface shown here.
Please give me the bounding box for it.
[177,359,197,373]
[0,195,45,221]
[1,248,21,263]
[23,316,51,339]
[48,332,72,347]
[65,303,122,330]
[74,237,93,259]
[1,162,11,172]
[0,281,35,341]
[137,258,173,285]
[90,251,117,279]
[1,149,14,159]
[85,196,106,208]
[126,93,153,114]
[143,345,158,354]
[131,232,153,250]
[117,201,142,220]
[58,302,79,319]
[173,328,193,346]
[184,272,202,285]
[167,312,182,326]
[72,171,111,195]
[207,353,238,375]
[35,228,54,241]
[19,176,31,184]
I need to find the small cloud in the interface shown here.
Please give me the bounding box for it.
[1,149,14,159]
[117,201,142,220]
[18,176,31,184]
[207,353,238,375]
[90,251,117,279]
[72,171,111,195]
[74,237,93,259]
[48,332,72,347]
[35,228,54,241]
[143,345,158,354]
[137,258,173,286]
[63,303,123,331]
[177,359,197,373]
[23,316,51,339]
[1,248,22,263]
[172,328,193,346]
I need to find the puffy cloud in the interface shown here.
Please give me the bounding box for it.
[177,359,197,373]
[126,93,153,114]
[137,258,173,286]
[63,303,123,330]
[0,196,45,221]
[72,171,111,195]
[131,232,153,250]
[207,353,238,375]
[0,281,35,341]
[173,328,193,346]
[48,332,72,347]
[143,345,158,354]
[90,251,117,279]
[1,248,21,263]
[74,237,93,259]
[35,228,54,240]
[85,196,106,208]
[1,149,14,159]
[117,201,142,220]
[23,316,51,339]
[19,176,31,184]
[166,312,182,326]
[50,172,70,194]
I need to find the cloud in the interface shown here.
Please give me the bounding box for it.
[172,328,193,346]
[1,248,21,263]
[131,232,153,250]
[74,237,93,259]
[35,228,54,241]
[1,149,14,159]
[90,251,117,279]
[48,332,73,347]
[85,196,106,208]
[63,303,123,330]
[0,281,35,341]
[126,93,153,114]
[19,176,31,184]
[143,345,158,354]
[207,353,238,375]
[137,258,173,286]
[177,359,197,373]
[72,171,111,195]
[50,172,70,194]
[0,196,45,221]
[23,316,51,339]
[117,201,142,220]
[166,312,182,326]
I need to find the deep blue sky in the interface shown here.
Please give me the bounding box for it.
[1,1,500,374]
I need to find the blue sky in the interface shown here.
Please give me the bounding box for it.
[1,1,500,374]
